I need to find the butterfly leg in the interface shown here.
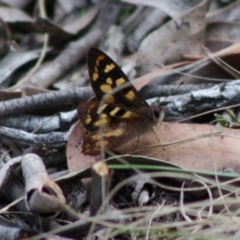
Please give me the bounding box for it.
[130,133,142,154]
[152,127,165,151]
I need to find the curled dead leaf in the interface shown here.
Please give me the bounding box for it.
[21,153,66,217]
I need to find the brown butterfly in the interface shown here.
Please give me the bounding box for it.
[78,48,164,156]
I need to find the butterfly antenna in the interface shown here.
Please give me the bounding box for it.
[170,81,184,95]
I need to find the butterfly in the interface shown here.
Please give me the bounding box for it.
[77,47,164,156]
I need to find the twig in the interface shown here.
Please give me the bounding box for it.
[0,87,92,118]
[158,79,240,119]
[15,0,122,89]
[0,126,69,148]
[9,0,49,91]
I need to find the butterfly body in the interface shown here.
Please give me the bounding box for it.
[78,48,164,156]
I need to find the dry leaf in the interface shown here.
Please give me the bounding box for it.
[207,1,240,23]
[68,120,240,174]
[67,121,95,173]
[0,49,41,86]
[137,0,206,75]
[21,153,66,217]
[117,122,240,173]
[0,6,32,22]
[205,22,240,52]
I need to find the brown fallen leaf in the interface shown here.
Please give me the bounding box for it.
[21,153,66,217]
[67,121,95,173]
[67,121,240,173]
[118,122,240,173]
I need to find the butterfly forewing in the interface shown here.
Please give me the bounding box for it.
[78,47,163,156]
[87,48,148,108]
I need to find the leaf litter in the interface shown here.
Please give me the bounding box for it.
[0,0,240,239]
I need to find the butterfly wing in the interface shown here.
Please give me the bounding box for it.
[78,48,163,156]
[80,110,150,156]
[78,101,145,132]
[87,47,148,109]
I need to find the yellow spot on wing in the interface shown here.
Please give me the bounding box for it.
[100,84,112,93]
[93,118,109,127]
[104,64,115,73]
[122,111,134,118]
[93,73,98,81]
[98,55,105,60]
[95,140,109,147]
[96,55,105,66]
[84,143,90,152]
[91,128,124,141]
[106,95,114,103]
[125,90,135,100]
[100,113,108,119]
[97,104,108,114]
[91,135,101,141]
[106,77,113,84]
[110,107,121,116]
[105,128,124,137]
[86,117,92,124]
[116,78,125,86]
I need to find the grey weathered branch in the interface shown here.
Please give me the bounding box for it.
[0,81,239,120]
[0,87,92,118]
[0,126,69,148]
[154,80,240,119]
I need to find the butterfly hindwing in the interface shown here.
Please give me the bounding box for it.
[78,101,144,132]
[87,48,148,108]
[81,114,149,156]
